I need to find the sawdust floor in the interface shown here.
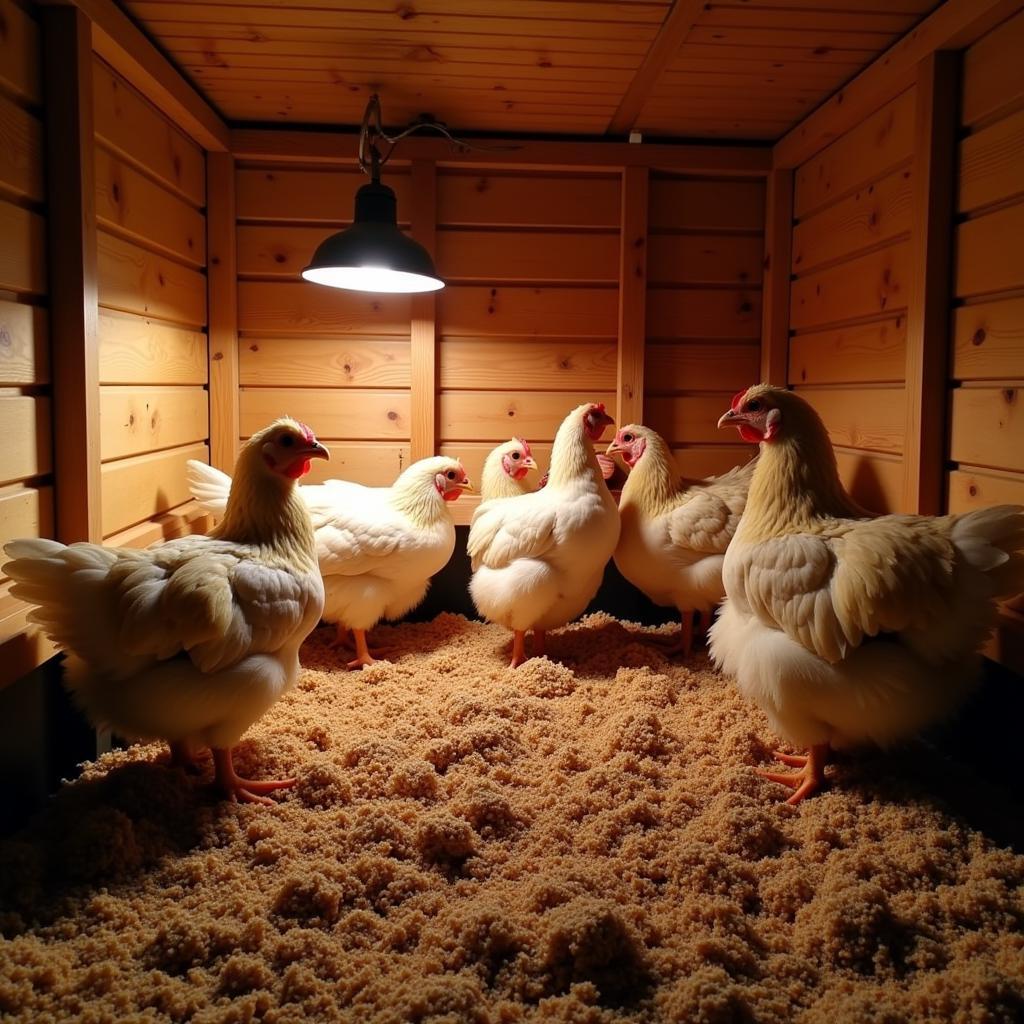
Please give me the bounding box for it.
[1,613,1023,1023]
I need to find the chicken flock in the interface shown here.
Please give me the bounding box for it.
[4,392,1023,807]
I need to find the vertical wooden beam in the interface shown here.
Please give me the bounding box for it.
[760,169,794,387]
[206,151,239,471]
[42,4,100,543]
[410,159,438,462]
[617,165,648,427]
[903,52,959,515]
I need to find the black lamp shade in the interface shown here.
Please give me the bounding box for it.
[302,181,444,293]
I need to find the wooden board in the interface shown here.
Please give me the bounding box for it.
[438,172,619,229]
[647,234,763,287]
[645,393,739,446]
[790,241,911,330]
[438,286,617,338]
[0,396,52,485]
[794,386,906,455]
[104,500,210,550]
[952,297,1024,381]
[789,318,907,386]
[97,230,207,328]
[791,166,913,275]
[954,203,1024,299]
[239,388,412,440]
[958,107,1024,214]
[98,312,208,385]
[794,90,915,218]
[0,200,46,296]
[436,230,619,285]
[238,282,411,336]
[950,386,1024,473]
[0,300,48,386]
[440,339,615,391]
[0,0,42,105]
[670,445,756,481]
[644,342,760,393]
[648,178,765,232]
[94,146,207,268]
[100,440,209,536]
[302,442,412,486]
[834,448,904,513]
[961,9,1024,128]
[0,95,44,203]
[240,337,411,388]
[0,483,54,549]
[439,391,616,443]
[646,288,762,340]
[948,466,1024,512]
[93,57,206,207]
[236,166,410,225]
[99,385,209,460]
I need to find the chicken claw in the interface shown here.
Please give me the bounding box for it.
[755,744,829,805]
[346,628,396,670]
[212,748,295,806]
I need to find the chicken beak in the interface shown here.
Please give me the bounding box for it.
[458,478,474,493]
[522,457,537,471]
[606,439,622,455]
[717,409,738,429]
[300,441,331,460]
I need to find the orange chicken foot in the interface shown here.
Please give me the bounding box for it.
[510,630,529,668]
[347,628,378,670]
[212,747,295,806]
[756,744,829,805]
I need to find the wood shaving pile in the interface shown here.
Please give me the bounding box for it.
[1,613,1022,1022]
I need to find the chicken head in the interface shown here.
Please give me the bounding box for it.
[259,418,331,478]
[716,385,791,444]
[606,425,648,468]
[583,403,615,442]
[434,459,473,502]
[502,438,538,481]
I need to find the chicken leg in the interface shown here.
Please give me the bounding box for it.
[212,747,295,806]
[756,744,829,805]
[510,630,528,668]
[347,628,377,670]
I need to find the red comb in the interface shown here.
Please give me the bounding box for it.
[297,421,315,444]
[594,403,606,413]
[730,389,748,411]
[515,436,532,457]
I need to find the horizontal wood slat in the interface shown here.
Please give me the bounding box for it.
[792,166,912,275]
[440,339,615,391]
[795,386,906,455]
[961,8,1024,128]
[0,300,49,385]
[0,484,54,553]
[834,449,903,513]
[958,107,1024,213]
[0,397,52,485]
[94,146,207,267]
[794,90,915,218]
[0,0,42,105]
[93,57,206,208]
[100,441,209,537]
[439,286,617,338]
[238,282,411,335]
[955,203,1024,299]
[0,200,46,296]
[97,230,207,327]
[647,234,763,286]
[0,95,44,203]
[670,445,756,481]
[98,312,208,385]
[948,467,1024,512]
[439,391,616,443]
[790,241,911,330]
[646,393,739,445]
[952,297,1024,381]
[789,318,907,386]
[99,385,210,460]
[240,337,411,388]
[301,443,413,486]
[648,178,765,231]
[239,388,412,440]
[950,387,1024,473]
[646,288,762,339]
[645,343,761,392]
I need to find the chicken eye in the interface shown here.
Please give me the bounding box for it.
[280,434,295,447]
[745,400,763,413]
[511,451,521,460]
[623,433,634,443]
[446,470,456,480]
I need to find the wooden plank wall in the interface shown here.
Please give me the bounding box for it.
[948,10,1024,659]
[0,0,53,653]
[645,175,764,479]
[788,90,915,513]
[92,57,211,543]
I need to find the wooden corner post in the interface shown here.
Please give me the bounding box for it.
[42,3,101,542]
[760,169,794,387]
[207,151,239,471]
[618,165,648,428]
[410,159,438,462]
[903,52,959,515]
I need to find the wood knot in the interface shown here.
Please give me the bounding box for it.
[507,409,515,417]
[1003,388,1016,405]
[213,351,224,361]
[397,4,416,20]
[559,359,571,370]
[249,344,259,352]
[972,328,986,346]
[387,410,398,421]
[475,178,489,193]
[111,182,121,203]
[274,252,287,263]
[343,363,352,373]
[968,484,978,497]
[537,58,552,68]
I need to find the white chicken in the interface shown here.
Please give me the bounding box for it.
[468,402,620,667]
[188,455,471,669]
[480,437,539,501]
[607,423,755,656]
[3,419,329,804]
[710,385,1024,803]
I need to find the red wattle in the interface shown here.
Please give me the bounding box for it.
[443,489,461,502]
[285,458,311,479]
[738,425,764,444]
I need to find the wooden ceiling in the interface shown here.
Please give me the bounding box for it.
[122,0,942,140]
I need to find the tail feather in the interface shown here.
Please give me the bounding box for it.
[952,504,1024,597]
[186,459,232,516]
